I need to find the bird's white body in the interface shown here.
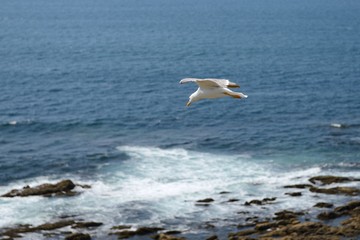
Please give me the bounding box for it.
[180,78,248,106]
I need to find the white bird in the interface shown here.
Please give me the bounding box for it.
[179,78,248,106]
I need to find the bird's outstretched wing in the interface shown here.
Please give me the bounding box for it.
[179,78,239,89]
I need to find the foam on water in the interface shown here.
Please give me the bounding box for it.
[0,146,359,238]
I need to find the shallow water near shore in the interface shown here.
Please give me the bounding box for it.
[1,0,360,239]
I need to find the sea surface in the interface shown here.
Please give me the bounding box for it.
[1,0,360,239]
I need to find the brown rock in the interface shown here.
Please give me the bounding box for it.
[72,222,103,229]
[255,221,278,231]
[65,233,91,240]
[314,202,334,208]
[273,210,304,221]
[111,225,132,230]
[334,200,360,213]
[1,180,78,197]
[205,235,218,240]
[317,211,341,220]
[285,192,302,197]
[153,233,186,240]
[317,201,360,220]
[309,186,360,196]
[284,184,313,189]
[244,197,276,206]
[309,175,360,185]
[0,220,75,238]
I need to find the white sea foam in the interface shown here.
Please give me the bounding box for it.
[0,146,358,238]
[8,120,17,125]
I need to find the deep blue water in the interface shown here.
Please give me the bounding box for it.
[1,0,360,238]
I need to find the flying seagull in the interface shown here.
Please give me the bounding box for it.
[179,78,248,106]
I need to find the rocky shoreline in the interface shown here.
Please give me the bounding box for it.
[1,176,360,240]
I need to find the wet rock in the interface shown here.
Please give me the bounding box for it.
[0,220,75,239]
[285,192,302,197]
[317,200,360,220]
[231,229,257,237]
[263,197,276,202]
[273,210,304,221]
[72,222,103,229]
[219,191,231,194]
[164,230,182,235]
[1,180,85,198]
[65,233,91,240]
[254,221,278,231]
[195,203,211,207]
[283,184,313,189]
[205,235,218,240]
[111,227,164,239]
[35,220,75,231]
[244,197,275,206]
[111,225,132,230]
[309,186,360,196]
[196,198,214,203]
[245,200,262,205]
[309,175,360,185]
[314,202,334,208]
[334,200,360,213]
[265,222,340,239]
[229,199,360,240]
[317,211,341,220]
[153,233,186,240]
[227,198,240,202]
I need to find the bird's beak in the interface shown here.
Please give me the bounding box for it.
[186,101,191,107]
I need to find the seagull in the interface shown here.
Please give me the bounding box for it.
[179,78,248,106]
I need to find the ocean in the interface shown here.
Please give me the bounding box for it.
[0,0,360,239]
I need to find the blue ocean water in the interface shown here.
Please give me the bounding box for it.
[1,0,360,239]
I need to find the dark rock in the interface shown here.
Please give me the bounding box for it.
[273,210,304,221]
[111,225,132,230]
[228,198,240,202]
[309,186,360,196]
[245,197,276,206]
[0,220,75,238]
[237,211,250,214]
[205,235,218,240]
[196,198,214,203]
[112,227,164,239]
[317,211,341,220]
[219,191,231,194]
[285,192,302,197]
[195,203,210,207]
[237,223,256,228]
[255,221,278,231]
[309,175,360,185]
[229,200,360,240]
[65,233,91,240]
[135,227,164,235]
[317,201,360,220]
[1,180,79,197]
[35,220,75,231]
[334,200,360,213]
[262,222,335,238]
[284,184,313,189]
[314,202,334,208]
[72,222,103,229]
[263,197,276,202]
[153,233,186,240]
[245,200,262,205]
[164,230,182,235]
